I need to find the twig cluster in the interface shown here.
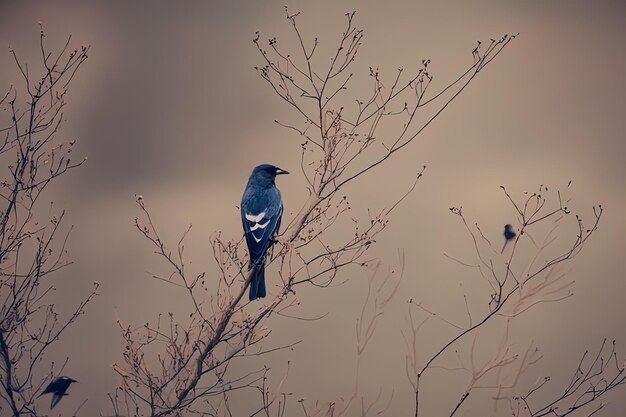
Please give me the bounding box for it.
[112,9,518,417]
[402,185,619,417]
[0,29,96,417]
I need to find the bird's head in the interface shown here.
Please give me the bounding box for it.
[248,164,289,187]
[60,376,78,384]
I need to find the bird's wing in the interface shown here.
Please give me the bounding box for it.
[241,188,283,262]
[40,381,56,396]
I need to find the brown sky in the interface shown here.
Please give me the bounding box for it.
[1,1,625,416]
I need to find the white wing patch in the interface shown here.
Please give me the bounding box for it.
[245,211,271,243]
[250,220,270,232]
[245,211,266,223]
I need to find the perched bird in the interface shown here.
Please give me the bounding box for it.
[241,164,288,300]
[501,224,517,253]
[39,376,77,409]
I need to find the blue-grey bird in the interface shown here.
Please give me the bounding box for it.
[241,164,288,300]
[39,376,77,409]
[501,224,517,253]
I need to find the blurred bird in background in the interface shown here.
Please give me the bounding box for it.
[241,164,288,300]
[501,224,517,253]
[39,376,77,409]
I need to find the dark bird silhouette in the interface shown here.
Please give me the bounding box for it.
[501,224,517,253]
[241,164,288,300]
[40,376,77,409]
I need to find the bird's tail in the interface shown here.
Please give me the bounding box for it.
[249,264,266,301]
[51,393,67,409]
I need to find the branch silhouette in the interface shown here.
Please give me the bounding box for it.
[0,29,96,417]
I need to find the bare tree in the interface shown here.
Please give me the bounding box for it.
[403,185,624,416]
[0,29,97,416]
[110,9,524,417]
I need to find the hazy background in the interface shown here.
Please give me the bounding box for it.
[1,1,625,415]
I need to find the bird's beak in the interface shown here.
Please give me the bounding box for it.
[276,168,289,175]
